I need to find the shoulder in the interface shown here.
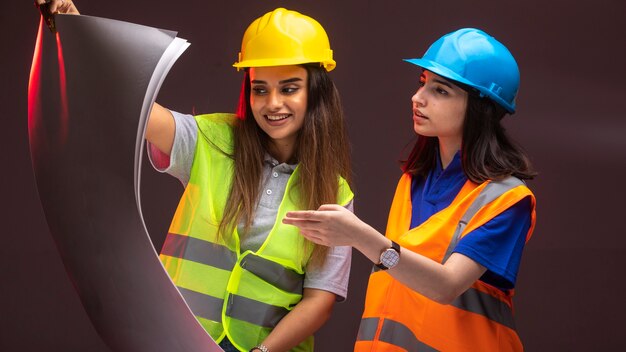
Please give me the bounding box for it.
[193,113,238,152]
[483,176,535,203]
[194,113,237,131]
[461,176,536,234]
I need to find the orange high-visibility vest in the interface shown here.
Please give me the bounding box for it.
[355,173,536,352]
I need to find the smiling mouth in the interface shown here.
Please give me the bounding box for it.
[266,114,291,121]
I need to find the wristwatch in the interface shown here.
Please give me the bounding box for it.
[375,240,401,270]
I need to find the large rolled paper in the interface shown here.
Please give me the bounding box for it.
[28,14,222,351]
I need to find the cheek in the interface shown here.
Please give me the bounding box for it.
[453,113,466,133]
[292,95,307,112]
[249,95,258,110]
[297,101,307,117]
[437,104,465,134]
[249,97,262,117]
[295,89,308,111]
[449,99,467,125]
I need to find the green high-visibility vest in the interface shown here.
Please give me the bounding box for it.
[159,113,354,351]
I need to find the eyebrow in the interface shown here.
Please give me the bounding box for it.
[433,78,454,89]
[420,73,456,90]
[251,77,304,84]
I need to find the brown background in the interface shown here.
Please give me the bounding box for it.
[2,0,626,350]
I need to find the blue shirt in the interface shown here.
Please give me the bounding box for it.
[410,152,532,289]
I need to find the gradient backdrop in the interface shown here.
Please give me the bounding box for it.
[2,0,625,351]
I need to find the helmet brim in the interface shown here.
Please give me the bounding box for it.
[403,58,516,113]
[233,58,336,72]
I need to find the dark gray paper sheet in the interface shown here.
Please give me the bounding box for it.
[28,14,222,352]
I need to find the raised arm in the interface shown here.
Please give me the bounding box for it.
[145,103,176,156]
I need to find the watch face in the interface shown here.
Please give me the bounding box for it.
[381,248,400,269]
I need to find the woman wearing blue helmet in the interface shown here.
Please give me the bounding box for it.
[284,28,537,351]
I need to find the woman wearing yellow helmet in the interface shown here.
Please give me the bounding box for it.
[284,28,537,351]
[36,2,353,352]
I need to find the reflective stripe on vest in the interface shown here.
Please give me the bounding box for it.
[358,318,439,351]
[226,294,290,328]
[357,175,535,351]
[163,234,303,294]
[177,286,223,322]
[451,287,515,330]
[442,177,524,262]
[361,283,516,334]
[240,253,304,294]
[161,113,354,351]
[161,233,237,271]
[162,235,303,326]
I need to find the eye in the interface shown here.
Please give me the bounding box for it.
[281,85,300,94]
[435,87,449,95]
[251,86,267,95]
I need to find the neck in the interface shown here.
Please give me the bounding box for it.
[268,142,296,164]
[438,137,461,169]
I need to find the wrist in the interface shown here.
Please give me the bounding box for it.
[351,223,376,252]
[249,345,270,352]
[355,226,390,263]
[375,239,401,270]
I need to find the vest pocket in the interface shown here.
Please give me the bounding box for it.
[239,252,304,294]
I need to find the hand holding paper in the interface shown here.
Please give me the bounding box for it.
[35,0,79,32]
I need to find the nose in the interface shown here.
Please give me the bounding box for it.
[267,89,283,110]
[412,88,426,107]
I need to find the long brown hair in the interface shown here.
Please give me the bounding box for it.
[403,89,536,183]
[218,64,352,264]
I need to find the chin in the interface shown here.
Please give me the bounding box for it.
[413,124,425,135]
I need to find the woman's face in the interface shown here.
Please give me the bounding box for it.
[411,70,468,146]
[249,65,308,158]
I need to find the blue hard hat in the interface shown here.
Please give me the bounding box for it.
[404,28,520,113]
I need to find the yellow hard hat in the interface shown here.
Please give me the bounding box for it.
[233,8,336,71]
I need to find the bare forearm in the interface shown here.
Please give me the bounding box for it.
[260,289,334,352]
[351,225,485,304]
[283,207,486,305]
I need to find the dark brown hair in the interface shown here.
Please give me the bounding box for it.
[217,64,352,264]
[403,89,536,183]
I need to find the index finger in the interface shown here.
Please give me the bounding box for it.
[284,210,323,220]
